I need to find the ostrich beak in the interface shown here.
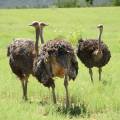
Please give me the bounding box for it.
[44,23,48,26]
[28,24,33,26]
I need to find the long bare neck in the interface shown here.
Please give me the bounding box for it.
[40,27,44,44]
[98,28,103,51]
[35,28,40,56]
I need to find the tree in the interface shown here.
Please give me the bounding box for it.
[55,0,78,8]
[85,0,94,6]
[113,0,120,6]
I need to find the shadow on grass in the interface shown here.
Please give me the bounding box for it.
[37,100,90,117]
[29,96,90,117]
[56,103,90,117]
[39,101,48,106]
[102,79,112,86]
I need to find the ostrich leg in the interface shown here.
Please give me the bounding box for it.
[89,68,93,83]
[64,55,71,107]
[51,83,56,104]
[24,78,28,100]
[64,70,69,108]
[98,67,102,81]
[21,77,28,100]
[21,80,26,100]
[44,62,56,103]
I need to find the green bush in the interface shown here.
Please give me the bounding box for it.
[55,0,80,8]
[85,0,94,6]
[113,0,120,6]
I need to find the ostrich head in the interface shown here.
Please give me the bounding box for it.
[39,22,48,44]
[29,21,40,29]
[29,21,41,56]
[97,24,103,32]
[39,22,48,29]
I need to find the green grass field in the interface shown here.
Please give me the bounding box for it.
[0,7,120,120]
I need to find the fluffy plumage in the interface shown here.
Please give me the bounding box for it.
[34,39,78,87]
[33,39,78,106]
[7,39,35,80]
[77,39,111,68]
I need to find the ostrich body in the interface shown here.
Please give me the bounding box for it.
[7,21,47,100]
[77,24,111,82]
[34,38,78,106]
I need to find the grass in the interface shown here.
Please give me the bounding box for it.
[0,7,120,120]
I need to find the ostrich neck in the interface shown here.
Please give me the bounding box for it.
[40,28,44,44]
[35,28,40,56]
[98,29,103,51]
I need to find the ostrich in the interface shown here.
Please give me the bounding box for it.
[33,28,78,107]
[76,24,111,83]
[7,21,47,100]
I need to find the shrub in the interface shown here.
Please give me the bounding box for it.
[55,0,80,8]
[85,0,94,6]
[113,0,120,6]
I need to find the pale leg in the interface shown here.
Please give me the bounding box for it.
[98,67,102,81]
[89,68,93,83]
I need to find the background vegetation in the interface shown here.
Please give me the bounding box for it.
[0,7,120,120]
[0,0,120,8]
[55,0,80,8]
[113,0,120,6]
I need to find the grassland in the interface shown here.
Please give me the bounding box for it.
[0,7,120,120]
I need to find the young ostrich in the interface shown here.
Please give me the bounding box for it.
[7,21,47,100]
[77,24,111,83]
[33,27,78,107]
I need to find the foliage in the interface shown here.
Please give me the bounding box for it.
[85,0,94,6]
[55,0,80,8]
[113,0,120,6]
